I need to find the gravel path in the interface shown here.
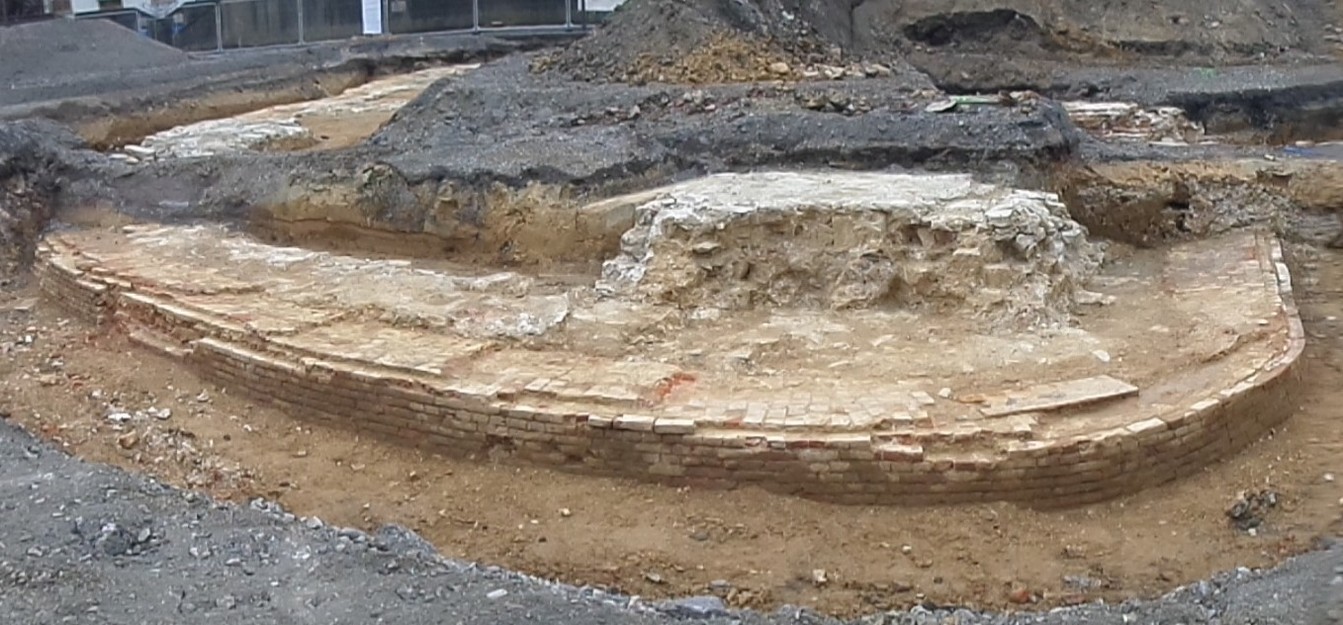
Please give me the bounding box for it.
[0,417,1338,625]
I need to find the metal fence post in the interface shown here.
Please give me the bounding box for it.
[296,0,305,43]
[471,0,479,32]
[564,0,573,28]
[214,0,223,50]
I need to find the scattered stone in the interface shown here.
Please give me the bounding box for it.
[1226,489,1280,531]
[657,595,728,618]
[925,99,958,113]
[1007,587,1035,604]
[485,589,508,600]
[105,412,133,424]
[558,508,572,518]
[810,569,829,586]
[1064,574,1105,590]
[116,432,139,450]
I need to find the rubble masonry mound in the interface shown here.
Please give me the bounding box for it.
[597,172,1103,326]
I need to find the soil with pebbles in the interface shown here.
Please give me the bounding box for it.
[1,416,1340,625]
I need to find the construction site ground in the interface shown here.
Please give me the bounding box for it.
[10,4,1343,624]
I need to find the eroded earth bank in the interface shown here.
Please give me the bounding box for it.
[7,2,1343,624]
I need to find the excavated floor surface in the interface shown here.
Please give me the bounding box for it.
[112,66,477,161]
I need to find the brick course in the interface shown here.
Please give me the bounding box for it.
[32,234,1305,507]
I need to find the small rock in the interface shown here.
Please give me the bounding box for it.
[768,61,792,75]
[559,508,572,518]
[925,99,958,113]
[293,450,309,458]
[1092,350,1112,363]
[658,596,728,618]
[864,63,894,77]
[1007,588,1034,604]
[105,412,133,424]
[486,589,508,600]
[1063,574,1103,590]
[644,571,665,584]
[900,544,913,555]
[117,432,140,450]
[810,569,828,586]
[937,388,952,399]
[1325,473,1335,483]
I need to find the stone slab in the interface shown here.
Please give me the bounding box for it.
[977,375,1140,418]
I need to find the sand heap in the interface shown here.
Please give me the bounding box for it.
[537,0,914,84]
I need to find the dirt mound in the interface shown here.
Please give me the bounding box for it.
[546,0,1332,87]
[0,18,188,85]
[868,0,1329,60]
[537,0,914,84]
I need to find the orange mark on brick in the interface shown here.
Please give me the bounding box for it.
[649,372,698,403]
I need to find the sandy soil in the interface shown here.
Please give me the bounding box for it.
[1,241,1341,617]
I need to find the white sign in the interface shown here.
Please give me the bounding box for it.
[361,0,383,35]
[122,0,188,19]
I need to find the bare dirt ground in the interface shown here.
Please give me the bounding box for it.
[1,238,1341,618]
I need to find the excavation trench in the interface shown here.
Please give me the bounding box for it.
[8,65,1343,617]
[10,159,1343,617]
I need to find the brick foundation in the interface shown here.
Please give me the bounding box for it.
[33,234,1304,508]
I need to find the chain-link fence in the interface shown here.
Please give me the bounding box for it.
[76,0,592,52]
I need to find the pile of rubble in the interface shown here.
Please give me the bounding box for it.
[114,119,313,162]
[1062,101,1205,145]
[536,0,916,85]
[598,171,1104,327]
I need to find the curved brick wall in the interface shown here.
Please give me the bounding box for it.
[34,232,1303,508]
